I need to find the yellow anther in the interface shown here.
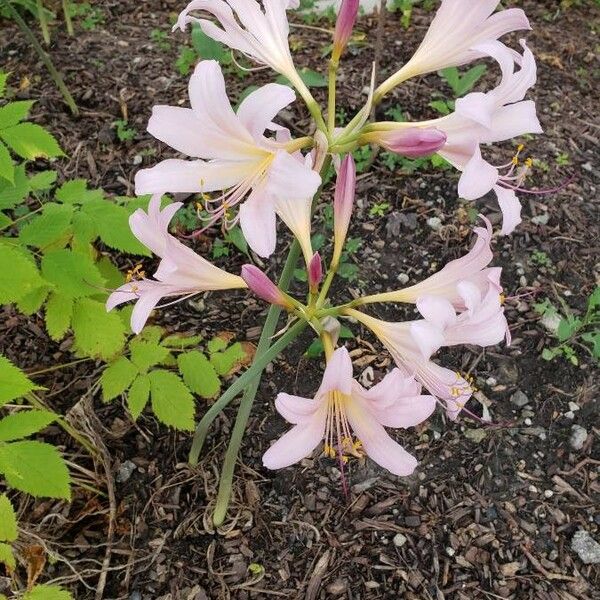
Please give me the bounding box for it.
[195,201,203,212]
[511,156,520,166]
[130,284,139,293]
[517,144,525,153]
[500,293,506,305]
[524,158,533,168]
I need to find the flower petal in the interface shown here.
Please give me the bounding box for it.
[238,185,277,258]
[410,321,445,359]
[416,296,457,330]
[494,185,522,235]
[275,393,322,424]
[318,347,353,396]
[267,150,321,200]
[458,148,499,200]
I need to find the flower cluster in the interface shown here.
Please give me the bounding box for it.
[108,0,541,481]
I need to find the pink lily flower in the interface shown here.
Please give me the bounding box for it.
[345,309,474,420]
[135,60,321,261]
[175,0,301,85]
[263,347,436,476]
[376,0,530,97]
[107,196,246,334]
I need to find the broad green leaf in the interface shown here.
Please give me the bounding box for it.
[55,179,103,204]
[0,100,35,128]
[71,210,98,254]
[161,333,202,349]
[0,410,57,442]
[178,350,220,399]
[0,123,63,160]
[71,298,126,360]
[0,245,44,304]
[130,339,170,373]
[210,342,248,376]
[127,374,150,420]
[138,325,164,345]
[19,203,73,249]
[0,542,15,571]
[17,284,49,315]
[582,332,600,358]
[207,336,228,353]
[101,357,138,402]
[0,164,30,209]
[0,141,13,183]
[29,169,57,191]
[95,256,124,290]
[149,370,195,430]
[0,494,17,542]
[276,67,327,88]
[0,440,71,499]
[41,249,105,298]
[45,292,73,341]
[81,200,150,255]
[24,585,74,600]
[191,24,227,61]
[0,356,38,408]
[0,73,8,97]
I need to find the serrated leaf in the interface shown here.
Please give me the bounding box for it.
[41,249,105,298]
[45,292,73,341]
[81,200,150,255]
[0,73,8,97]
[138,325,164,344]
[191,24,227,60]
[55,179,103,204]
[210,342,249,376]
[0,123,63,160]
[127,374,150,420]
[71,298,126,360]
[17,285,49,315]
[24,585,74,600]
[0,410,57,442]
[0,494,17,542]
[178,350,221,399]
[130,339,170,373]
[101,357,138,402]
[0,356,38,408]
[95,256,123,290]
[0,164,30,209]
[29,169,57,191]
[0,542,15,571]
[207,336,228,353]
[0,141,13,183]
[0,100,35,128]
[0,440,71,499]
[149,370,195,430]
[0,245,44,304]
[161,334,202,349]
[19,203,73,249]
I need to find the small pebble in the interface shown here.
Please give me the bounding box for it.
[393,533,407,547]
[446,547,455,557]
[570,425,588,451]
[427,216,442,231]
[511,390,530,407]
[544,490,554,498]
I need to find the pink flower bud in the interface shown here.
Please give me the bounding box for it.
[332,154,356,267]
[332,0,359,62]
[308,252,323,291]
[377,127,447,158]
[241,265,293,309]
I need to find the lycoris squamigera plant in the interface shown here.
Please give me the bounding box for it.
[109,0,546,525]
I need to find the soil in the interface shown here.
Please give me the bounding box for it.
[1,1,599,599]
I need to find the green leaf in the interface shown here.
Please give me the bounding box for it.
[29,169,57,191]
[95,256,124,289]
[24,585,74,600]
[41,249,105,298]
[0,542,15,571]
[0,440,71,499]
[305,339,324,359]
[17,285,50,315]
[0,123,63,160]
[210,342,247,376]
[138,325,164,345]
[207,336,228,353]
[0,245,44,304]
[81,200,150,255]
[582,332,600,359]
[19,203,73,249]
[0,73,8,97]
[149,370,195,430]
[55,179,103,205]
[224,225,249,256]
[276,67,327,88]
[191,24,227,61]
[0,494,17,542]
[0,100,35,128]
[0,164,30,209]
[130,339,170,373]
[429,99,451,115]
[161,333,202,349]
[71,210,98,253]
[127,374,151,420]
[45,292,73,341]
[0,356,38,408]
[0,410,57,442]
[0,141,13,183]
[101,357,138,402]
[71,298,126,360]
[178,350,221,399]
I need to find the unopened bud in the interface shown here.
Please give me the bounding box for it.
[308,252,323,292]
[332,0,359,63]
[332,154,356,268]
[370,127,447,158]
[241,265,293,309]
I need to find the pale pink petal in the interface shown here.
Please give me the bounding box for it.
[371,395,437,429]
[147,106,210,158]
[238,187,277,258]
[237,83,295,140]
[363,368,421,407]
[410,321,445,359]
[458,148,498,200]
[485,101,542,143]
[106,283,138,311]
[267,151,321,201]
[130,286,167,334]
[275,393,322,424]
[494,185,522,235]
[262,410,326,469]
[455,92,496,129]
[416,296,457,330]
[318,347,353,396]
[344,397,418,476]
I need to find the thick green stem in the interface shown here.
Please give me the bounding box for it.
[2,0,79,116]
[36,0,50,45]
[62,0,73,36]
[188,315,306,465]
[327,60,338,133]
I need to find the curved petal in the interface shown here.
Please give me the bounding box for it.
[275,393,322,424]
[106,283,138,311]
[262,409,326,469]
[237,83,296,140]
[272,193,313,265]
[345,397,418,477]
[362,368,421,407]
[130,285,168,334]
[267,150,321,201]
[318,347,353,396]
[410,321,445,359]
[485,101,542,143]
[129,199,183,258]
[458,148,499,200]
[494,185,522,235]
[416,296,457,330]
[238,187,277,258]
